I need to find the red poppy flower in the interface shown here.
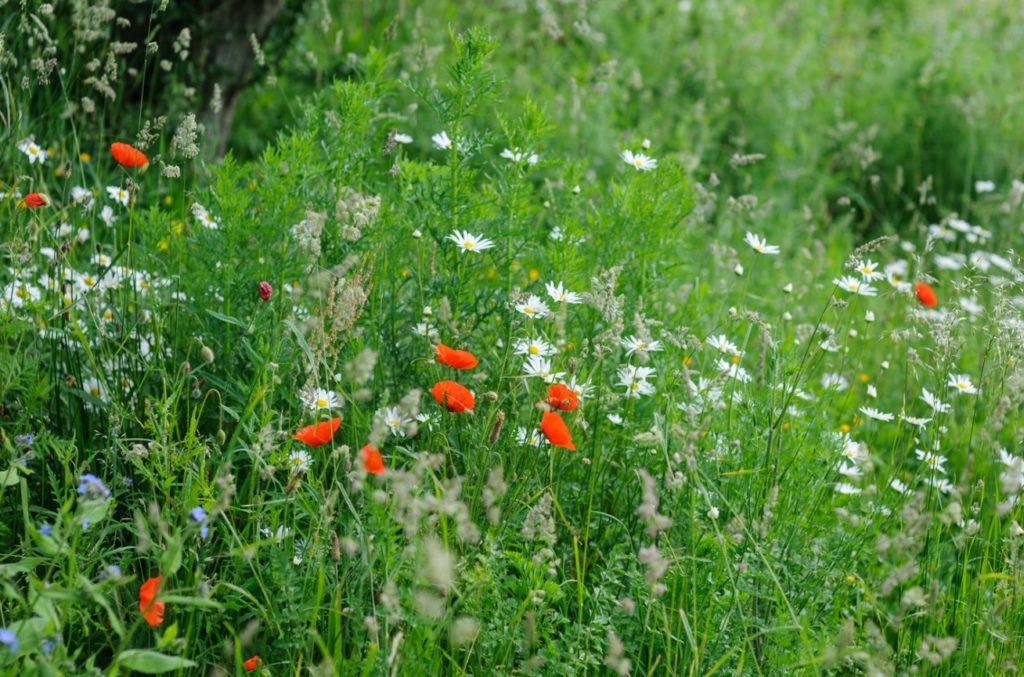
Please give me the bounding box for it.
[292,418,341,447]
[243,656,262,672]
[139,576,165,627]
[430,380,475,413]
[545,383,578,411]
[915,282,937,308]
[20,192,50,208]
[362,444,385,475]
[435,343,478,370]
[110,142,149,168]
[541,410,576,450]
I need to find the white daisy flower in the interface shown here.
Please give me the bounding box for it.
[301,388,340,411]
[523,355,563,382]
[620,149,657,171]
[716,358,751,383]
[706,334,740,356]
[515,295,550,318]
[394,133,413,144]
[18,139,47,164]
[500,148,539,165]
[81,377,110,404]
[432,131,453,150]
[853,259,884,281]
[100,205,117,226]
[622,336,663,355]
[448,230,495,254]
[380,406,410,437]
[975,180,995,194]
[71,186,94,208]
[834,482,861,495]
[915,449,947,473]
[821,373,849,390]
[925,477,954,494]
[834,275,877,296]
[514,336,555,357]
[106,185,130,207]
[288,449,312,474]
[889,478,912,495]
[900,413,932,428]
[920,388,951,413]
[516,427,542,447]
[859,406,894,422]
[744,232,780,255]
[191,203,220,230]
[617,365,656,397]
[947,374,977,395]
[545,281,582,304]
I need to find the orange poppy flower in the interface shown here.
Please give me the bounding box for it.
[545,384,578,411]
[20,192,50,208]
[292,418,341,447]
[541,410,576,450]
[138,576,165,627]
[915,282,937,308]
[430,380,475,413]
[435,343,478,370]
[243,656,262,671]
[362,444,385,475]
[110,142,149,168]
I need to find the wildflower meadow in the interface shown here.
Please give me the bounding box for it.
[3,1,1024,674]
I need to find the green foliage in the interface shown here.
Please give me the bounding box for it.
[2,3,1024,676]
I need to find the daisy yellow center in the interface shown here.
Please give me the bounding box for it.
[29,147,38,155]
[388,419,399,427]
[316,398,328,408]
[630,383,640,391]
[89,387,101,397]
[15,288,28,299]
[529,345,539,354]
[103,311,113,320]
[634,159,643,167]
[523,307,534,314]
[463,240,475,249]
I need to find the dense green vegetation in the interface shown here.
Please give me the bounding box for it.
[2,1,1024,674]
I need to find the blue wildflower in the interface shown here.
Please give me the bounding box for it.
[190,506,210,539]
[0,628,17,653]
[76,474,110,499]
[39,522,52,537]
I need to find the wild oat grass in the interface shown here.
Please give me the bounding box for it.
[3,2,1024,675]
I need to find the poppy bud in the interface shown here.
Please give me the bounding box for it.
[915,282,937,308]
[243,655,262,671]
[110,142,149,168]
[258,281,273,301]
[20,192,51,208]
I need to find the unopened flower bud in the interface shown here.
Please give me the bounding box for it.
[258,281,273,301]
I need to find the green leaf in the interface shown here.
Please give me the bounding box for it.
[0,465,21,486]
[205,309,246,327]
[159,594,223,610]
[116,650,197,673]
